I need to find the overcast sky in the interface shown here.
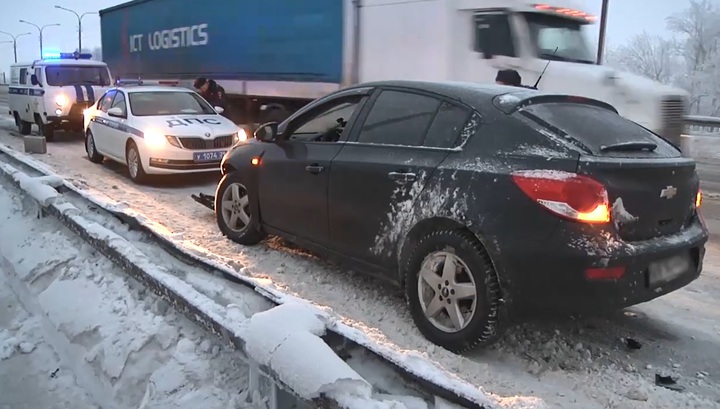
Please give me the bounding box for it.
[0,0,691,75]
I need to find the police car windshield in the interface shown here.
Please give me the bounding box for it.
[129,91,216,117]
[45,65,111,86]
[523,12,595,64]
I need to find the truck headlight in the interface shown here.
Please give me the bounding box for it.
[55,95,69,107]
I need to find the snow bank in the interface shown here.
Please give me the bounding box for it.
[243,303,372,400]
[0,183,251,408]
[0,138,504,408]
[0,163,420,409]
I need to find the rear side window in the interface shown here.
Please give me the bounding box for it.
[356,90,440,146]
[518,103,679,156]
[423,102,471,148]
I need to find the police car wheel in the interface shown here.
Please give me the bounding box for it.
[85,131,104,164]
[126,142,147,184]
[214,173,266,245]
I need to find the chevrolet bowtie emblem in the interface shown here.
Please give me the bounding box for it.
[660,185,677,199]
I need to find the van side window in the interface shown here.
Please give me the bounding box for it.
[34,67,42,84]
[19,68,27,85]
[474,13,516,58]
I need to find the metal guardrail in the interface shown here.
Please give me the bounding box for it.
[685,115,720,135]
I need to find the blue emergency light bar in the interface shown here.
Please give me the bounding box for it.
[42,51,93,60]
[115,78,144,86]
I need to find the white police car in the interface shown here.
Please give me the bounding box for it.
[83,81,246,183]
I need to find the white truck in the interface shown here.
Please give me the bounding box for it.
[100,0,687,144]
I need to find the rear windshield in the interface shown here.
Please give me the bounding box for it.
[516,103,680,157]
[128,91,216,116]
[45,65,111,86]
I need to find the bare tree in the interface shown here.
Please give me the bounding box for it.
[605,32,680,85]
[667,0,720,114]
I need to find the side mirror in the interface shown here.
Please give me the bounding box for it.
[107,107,124,117]
[254,122,278,142]
[30,74,40,86]
[214,106,224,114]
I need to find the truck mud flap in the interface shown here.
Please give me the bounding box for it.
[191,193,215,211]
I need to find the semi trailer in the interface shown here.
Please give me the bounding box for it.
[100,0,688,143]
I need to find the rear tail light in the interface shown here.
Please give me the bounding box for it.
[512,170,610,223]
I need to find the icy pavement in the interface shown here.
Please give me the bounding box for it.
[1,121,720,408]
[0,182,266,409]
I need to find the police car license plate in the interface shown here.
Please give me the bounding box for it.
[648,252,692,287]
[193,151,224,163]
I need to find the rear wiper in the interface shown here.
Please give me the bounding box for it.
[600,141,657,152]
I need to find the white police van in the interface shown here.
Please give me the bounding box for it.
[8,51,113,141]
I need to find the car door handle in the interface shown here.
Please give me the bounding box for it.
[388,171,417,183]
[305,164,324,174]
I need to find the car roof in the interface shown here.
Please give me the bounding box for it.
[345,80,539,110]
[117,86,194,94]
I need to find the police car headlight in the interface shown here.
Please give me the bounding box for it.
[143,131,167,149]
[55,95,69,107]
[233,129,248,144]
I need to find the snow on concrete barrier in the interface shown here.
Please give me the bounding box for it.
[0,166,414,409]
[0,144,503,408]
[681,134,720,164]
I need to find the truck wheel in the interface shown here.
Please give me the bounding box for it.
[215,172,266,245]
[403,229,503,353]
[36,118,55,142]
[126,141,147,184]
[15,113,31,135]
[85,131,104,164]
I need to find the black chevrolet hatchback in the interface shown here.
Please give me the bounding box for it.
[215,81,708,353]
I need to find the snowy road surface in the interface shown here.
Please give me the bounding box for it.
[1,110,720,408]
[0,182,265,409]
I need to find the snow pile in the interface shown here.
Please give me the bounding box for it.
[242,303,372,401]
[0,184,252,408]
[0,166,429,408]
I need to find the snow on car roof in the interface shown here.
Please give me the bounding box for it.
[120,86,194,93]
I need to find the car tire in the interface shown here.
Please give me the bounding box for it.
[215,172,266,245]
[403,229,503,353]
[125,141,147,184]
[85,131,104,164]
[15,113,31,135]
[36,118,55,142]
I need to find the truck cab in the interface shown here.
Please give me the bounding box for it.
[359,0,687,144]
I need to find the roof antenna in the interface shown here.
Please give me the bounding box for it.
[532,47,558,89]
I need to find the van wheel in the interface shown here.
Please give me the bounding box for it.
[403,229,503,353]
[15,113,31,135]
[36,118,55,142]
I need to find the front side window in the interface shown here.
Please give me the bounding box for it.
[44,65,112,86]
[473,13,517,58]
[288,96,363,142]
[110,92,127,116]
[523,13,594,64]
[98,90,116,112]
[128,91,216,116]
[356,90,440,146]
